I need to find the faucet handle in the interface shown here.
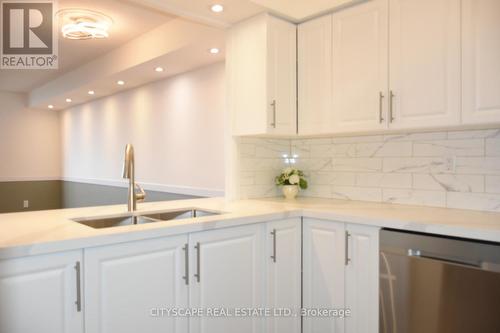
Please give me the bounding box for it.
[135,183,146,202]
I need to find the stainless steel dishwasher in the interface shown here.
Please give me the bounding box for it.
[379,229,500,333]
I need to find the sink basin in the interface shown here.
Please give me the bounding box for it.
[72,208,222,229]
[141,209,219,221]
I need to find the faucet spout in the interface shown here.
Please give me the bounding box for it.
[122,144,145,212]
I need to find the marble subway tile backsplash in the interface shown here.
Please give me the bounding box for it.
[239,129,500,212]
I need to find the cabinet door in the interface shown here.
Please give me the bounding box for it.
[84,235,189,333]
[462,0,500,124]
[303,218,346,333]
[331,0,389,132]
[0,250,83,333]
[189,224,265,333]
[298,15,333,135]
[266,218,302,333]
[389,0,460,128]
[345,224,379,333]
[267,16,297,135]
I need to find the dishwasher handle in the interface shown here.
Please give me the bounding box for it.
[408,248,482,269]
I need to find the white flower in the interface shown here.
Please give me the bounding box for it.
[289,174,300,185]
[283,167,293,175]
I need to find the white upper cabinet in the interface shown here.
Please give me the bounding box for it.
[188,224,265,333]
[0,251,84,333]
[331,0,389,132]
[462,0,500,125]
[228,13,297,136]
[298,15,334,135]
[265,218,302,333]
[344,224,379,333]
[388,0,461,129]
[84,236,189,333]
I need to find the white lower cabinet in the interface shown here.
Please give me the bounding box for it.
[188,223,266,333]
[0,250,84,333]
[84,235,189,333]
[265,218,302,333]
[303,218,380,333]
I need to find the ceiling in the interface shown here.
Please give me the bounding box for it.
[0,0,174,93]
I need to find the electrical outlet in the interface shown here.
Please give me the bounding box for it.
[445,156,456,172]
[23,200,29,208]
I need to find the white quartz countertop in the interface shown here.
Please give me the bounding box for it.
[1,196,500,260]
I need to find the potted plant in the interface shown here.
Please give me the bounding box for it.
[275,167,308,199]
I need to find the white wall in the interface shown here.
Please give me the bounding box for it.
[60,62,225,196]
[0,91,61,181]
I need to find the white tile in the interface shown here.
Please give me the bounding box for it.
[447,129,500,139]
[447,192,500,212]
[240,158,284,172]
[254,170,278,185]
[384,132,447,142]
[413,139,484,157]
[239,171,255,186]
[309,144,335,158]
[413,174,484,192]
[240,185,279,199]
[331,172,357,186]
[239,144,256,157]
[383,158,448,173]
[308,171,333,185]
[300,185,332,198]
[486,138,500,156]
[296,158,333,172]
[333,158,383,172]
[485,176,500,194]
[353,141,413,157]
[332,135,384,144]
[455,157,500,175]
[356,173,412,189]
[331,186,382,202]
[383,189,446,208]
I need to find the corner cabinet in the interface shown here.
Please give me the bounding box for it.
[303,218,379,333]
[227,13,297,136]
[0,250,84,333]
[462,0,500,124]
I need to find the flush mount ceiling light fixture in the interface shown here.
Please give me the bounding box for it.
[209,47,220,54]
[58,9,113,40]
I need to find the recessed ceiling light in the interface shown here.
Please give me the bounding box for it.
[155,67,164,72]
[48,104,54,109]
[88,90,95,95]
[210,4,224,13]
[117,80,125,85]
[209,48,220,54]
[66,98,72,103]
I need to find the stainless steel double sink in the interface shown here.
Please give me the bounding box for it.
[72,208,221,229]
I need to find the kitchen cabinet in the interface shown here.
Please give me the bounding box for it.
[265,218,302,333]
[228,13,297,136]
[0,250,84,333]
[331,0,389,133]
[344,224,379,333]
[303,218,379,333]
[388,0,461,129]
[462,0,500,125]
[298,15,333,135]
[303,219,346,333]
[188,223,266,333]
[84,235,189,333]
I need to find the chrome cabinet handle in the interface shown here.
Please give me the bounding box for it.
[389,90,395,123]
[270,229,277,263]
[194,242,201,283]
[182,243,189,285]
[379,92,385,123]
[74,261,82,312]
[270,100,276,128]
[345,231,351,266]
